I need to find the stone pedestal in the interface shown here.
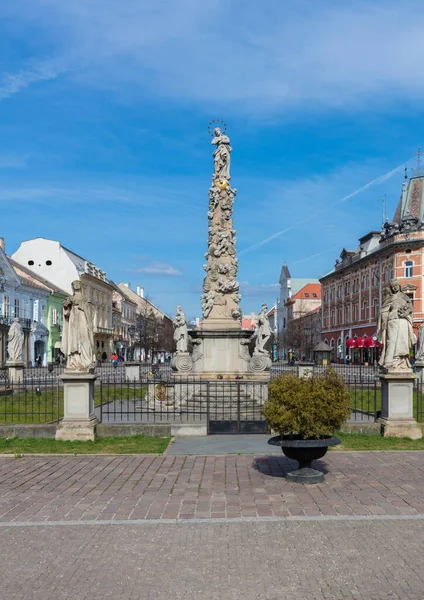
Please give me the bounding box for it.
[378,372,422,440]
[298,362,315,378]
[125,362,140,381]
[186,328,270,380]
[6,361,25,383]
[56,373,98,441]
[171,352,193,373]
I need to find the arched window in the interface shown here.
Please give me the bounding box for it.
[405,261,413,278]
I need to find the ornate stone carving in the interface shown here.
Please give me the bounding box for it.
[377,279,416,372]
[62,280,95,372]
[173,306,188,354]
[202,126,241,322]
[249,353,272,372]
[171,352,193,372]
[254,304,272,355]
[7,318,24,362]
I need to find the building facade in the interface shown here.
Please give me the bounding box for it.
[12,238,114,358]
[0,238,50,366]
[284,284,322,360]
[277,264,319,359]
[118,283,173,362]
[320,173,424,364]
[111,285,138,359]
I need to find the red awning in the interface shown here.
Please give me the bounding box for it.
[346,337,356,348]
[355,337,366,348]
[364,337,375,348]
[376,341,383,349]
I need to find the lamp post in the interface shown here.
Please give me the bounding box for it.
[128,325,136,361]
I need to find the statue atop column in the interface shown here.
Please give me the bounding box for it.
[173,306,188,354]
[211,127,232,182]
[377,279,416,372]
[62,280,95,372]
[7,318,24,362]
[202,121,241,327]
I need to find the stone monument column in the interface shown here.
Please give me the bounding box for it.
[377,279,422,439]
[178,122,270,379]
[56,280,98,441]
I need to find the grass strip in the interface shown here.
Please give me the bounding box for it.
[0,435,171,455]
[334,432,424,451]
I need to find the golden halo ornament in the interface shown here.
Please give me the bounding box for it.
[208,119,227,136]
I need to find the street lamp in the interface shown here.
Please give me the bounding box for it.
[128,325,136,361]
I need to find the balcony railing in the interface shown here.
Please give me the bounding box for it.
[95,326,113,335]
[0,316,32,328]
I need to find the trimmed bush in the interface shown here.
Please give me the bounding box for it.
[263,369,351,439]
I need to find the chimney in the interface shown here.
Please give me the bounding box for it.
[122,282,130,288]
[0,238,4,252]
[136,286,144,298]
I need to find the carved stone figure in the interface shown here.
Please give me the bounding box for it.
[217,278,240,294]
[62,280,95,372]
[378,279,416,371]
[211,127,232,182]
[201,290,216,319]
[7,318,24,362]
[173,306,188,354]
[254,304,272,355]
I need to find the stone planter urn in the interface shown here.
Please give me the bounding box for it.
[268,435,340,484]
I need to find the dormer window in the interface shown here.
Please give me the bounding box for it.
[305,292,309,298]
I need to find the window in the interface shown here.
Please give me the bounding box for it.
[305,292,309,298]
[405,261,413,278]
[28,260,34,266]
[312,293,317,298]
[45,260,52,266]
[3,295,10,316]
[363,301,369,320]
[14,298,19,318]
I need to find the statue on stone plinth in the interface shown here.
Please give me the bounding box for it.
[254,304,272,355]
[62,280,95,372]
[211,127,232,182]
[7,318,24,362]
[173,306,188,354]
[377,279,416,372]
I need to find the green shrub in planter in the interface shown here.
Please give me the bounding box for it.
[263,369,351,439]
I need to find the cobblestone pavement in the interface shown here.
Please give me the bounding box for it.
[3,519,424,599]
[3,453,424,599]
[1,452,424,522]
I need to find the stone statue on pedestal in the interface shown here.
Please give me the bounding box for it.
[377,279,416,372]
[7,318,24,362]
[211,128,232,182]
[173,306,188,354]
[416,323,424,363]
[254,304,272,355]
[62,280,95,372]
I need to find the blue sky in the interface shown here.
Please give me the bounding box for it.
[1,0,424,319]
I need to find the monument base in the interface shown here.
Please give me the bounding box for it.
[378,372,422,440]
[6,361,25,383]
[125,362,140,381]
[187,328,270,379]
[56,373,98,441]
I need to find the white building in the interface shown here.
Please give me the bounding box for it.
[277,264,319,360]
[12,238,114,357]
[0,238,50,365]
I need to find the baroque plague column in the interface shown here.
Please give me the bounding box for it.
[174,123,270,379]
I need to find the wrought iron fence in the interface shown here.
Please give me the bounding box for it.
[2,369,422,427]
[0,376,62,424]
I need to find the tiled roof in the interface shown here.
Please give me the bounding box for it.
[288,283,321,302]
[242,319,256,330]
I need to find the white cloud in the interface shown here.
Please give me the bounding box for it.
[239,282,279,297]
[126,262,182,276]
[0,59,63,100]
[4,0,424,110]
